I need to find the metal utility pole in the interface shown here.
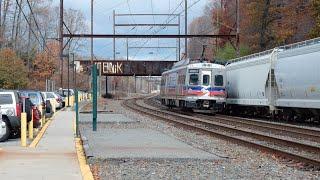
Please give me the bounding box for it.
[178,15,181,61]
[72,53,76,88]
[67,55,70,107]
[113,10,116,60]
[126,38,129,61]
[91,0,98,131]
[91,0,94,65]
[185,0,188,58]
[236,0,240,57]
[134,75,136,93]
[105,76,108,95]
[59,0,64,88]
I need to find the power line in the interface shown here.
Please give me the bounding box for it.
[131,1,184,59]
[132,0,202,59]
[26,0,47,49]
[126,0,136,25]
[15,0,54,56]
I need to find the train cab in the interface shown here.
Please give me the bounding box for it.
[160,60,226,114]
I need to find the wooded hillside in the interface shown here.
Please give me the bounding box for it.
[188,0,319,61]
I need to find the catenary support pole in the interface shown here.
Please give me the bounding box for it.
[113,10,116,61]
[60,0,64,88]
[72,53,75,88]
[185,0,188,57]
[105,76,108,95]
[236,0,240,57]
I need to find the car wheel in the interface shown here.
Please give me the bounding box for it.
[0,118,10,142]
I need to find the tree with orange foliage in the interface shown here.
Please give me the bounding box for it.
[0,48,28,89]
[215,0,313,52]
[30,42,59,90]
[310,0,320,38]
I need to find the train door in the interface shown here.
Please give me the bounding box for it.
[211,68,226,98]
[202,70,211,89]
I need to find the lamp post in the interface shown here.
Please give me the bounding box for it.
[61,54,70,107]
[67,54,70,107]
[71,53,76,88]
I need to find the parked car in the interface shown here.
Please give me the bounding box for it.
[42,92,62,109]
[57,89,74,107]
[0,107,9,142]
[54,92,63,105]
[0,90,22,141]
[19,94,41,129]
[20,91,45,116]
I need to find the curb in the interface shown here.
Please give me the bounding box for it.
[29,112,58,148]
[29,120,52,148]
[75,138,94,180]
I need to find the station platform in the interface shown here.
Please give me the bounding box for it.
[80,113,138,123]
[82,128,219,160]
[0,111,82,180]
[80,112,220,160]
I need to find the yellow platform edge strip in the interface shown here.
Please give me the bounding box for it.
[29,119,52,148]
[75,138,94,180]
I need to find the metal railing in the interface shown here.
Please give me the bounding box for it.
[227,37,320,64]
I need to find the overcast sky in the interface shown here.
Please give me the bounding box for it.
[54,0,209,60]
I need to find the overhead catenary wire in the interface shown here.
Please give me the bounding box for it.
[132,0,203,60]
[15,0,55,57]
[150,0,160,56]
[26,0,47,49]
[131,0,184,59]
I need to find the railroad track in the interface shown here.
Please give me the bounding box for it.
[145,97,320,144]
[123,97,320,170]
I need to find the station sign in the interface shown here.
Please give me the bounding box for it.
[94,61,175,76]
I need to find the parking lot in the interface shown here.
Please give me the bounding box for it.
[0,138,20,147]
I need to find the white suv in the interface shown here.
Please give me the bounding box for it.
[0,90,22,142]
[0,107,9,142]
[42,92,62,109]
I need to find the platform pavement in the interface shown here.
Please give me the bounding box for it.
[0,111,82,180]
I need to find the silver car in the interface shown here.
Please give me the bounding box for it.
[0,90,22,142]
[0,107,9,142]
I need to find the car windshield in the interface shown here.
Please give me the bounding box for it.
[28,93,40,105]
[46,93,55,99]
[0,94,13,105]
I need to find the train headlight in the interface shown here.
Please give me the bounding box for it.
[203,100,210,108]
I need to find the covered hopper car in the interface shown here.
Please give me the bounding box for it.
[225,38,320,122]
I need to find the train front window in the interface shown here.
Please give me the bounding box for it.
[202,75,210,86]
[189,74,199,85]
[215,75,224,86]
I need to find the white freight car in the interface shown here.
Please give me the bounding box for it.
[226,38,320,121]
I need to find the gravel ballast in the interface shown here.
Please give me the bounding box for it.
[80,98,320,179]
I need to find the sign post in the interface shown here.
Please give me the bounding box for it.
[92,64,97,131]
[75,89,79,137]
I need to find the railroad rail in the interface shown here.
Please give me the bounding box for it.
[145,97,320,143]
[123,97,320,170]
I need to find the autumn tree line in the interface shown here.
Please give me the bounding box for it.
[188,0,320,61]
[0,0,88,90]
[1,0,319,90]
